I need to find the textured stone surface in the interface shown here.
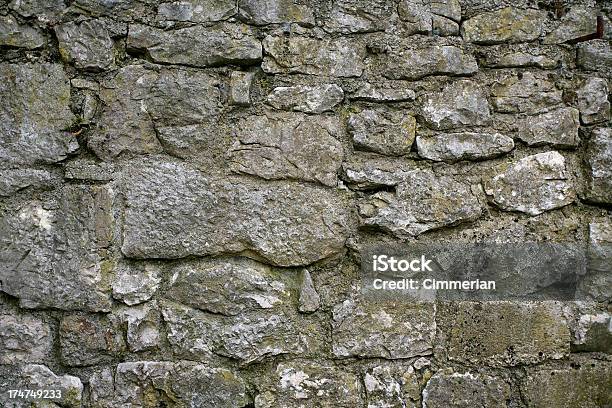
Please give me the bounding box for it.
[544,6,599,44]
[14,364,83,408]
[417,132,514,162]
[116,302,161,352]
[484,151,575,215]
[267,84,344,113]
[348,109,416,156]
[157,0,236,23]
[491,72,563,114]
[577,40,612,74]
[0,305,52,364]
[585,127,612,204]
[298,270,320,313]
[342,155,415,190]
[351,82,416,102]
[383,45,477,80]
[422,80,491,130]
[397,0,461,35]
[516,107,580,147]
[577,77,610,125]
[229,70,255,106]
[365,363,421,408]
[9,0,66,21]
[60,314,125,366]
[111,262,161,306]
[56,20,114,70]
[0,169,53,197]
[323,0,395,34]
[0,14,44,49]
[423,369,510,408]
[238,0,314,26]
[229,113,343,186]
[462,7,545,44]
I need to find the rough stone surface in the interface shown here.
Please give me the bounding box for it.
[577,40,612,74]
[348,109,416,156]
[116,302,161,352]
[491,72,563,114]
[422,369,510,408]
[56,20,114,70]
[9,364,83,408]
[462,7,545,44]
[417,132,514,162]
[364,363,421,407]
[111,262,161,306]
[484,151,575,215]
[157,0,236,23]
[0,14,44,49]
[422,80,491,130]
[323,0,396,34]
[298,270,320,313]
[585,127,612,204]
[229,70,255,106]
[544,6,600,44]
[342,155,416,190]
[351,82,416,102]
[383,45,478,80]
[0,304,52,364]
[0,169,53,197]
[267,84,344,114]
[577,77,610,125]
[238,0,314,26]
[60,314,125,366]
[516,108,580,147]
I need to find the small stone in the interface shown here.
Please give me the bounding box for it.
[20,365,83,408]
[422,80,491,130]
[493,52,558,69]
[298,270,320,313]
[588,220,612,276]
[568,305,612,353]
[64,158,114,181]
[56,20,114,70]
[263,35,366,77]
[349,109,416,156]
[359,169,483,237]
[229,71,255,106]
[0,169,53,197]
[462,7,545,44]
[342,155,416,190]
[397,0,461,35]
[0,14,44,49]
[432,14,459,36]
[127,23,262,67]
[0,306,52,364]
[423,369,510,407]
[157,0,236,23]
[383,45,477,80]
[413,357,431,370]
[577,39,612,74]
[544,6,599,44]
[585,127,612,204]
[364,364,421,407]
[323,0,396,34]
[267,84,344,113]
[577,77,610,125]
[484,151,575,215]
[491,72,563,114]
[229,113,343,186]
[351,82,416,102]
[238,0,314,26]
[417,132,514,162]
[332,298,435,358]
[116,302,161,352]
[60,314,125,366]
[111,262,161,306]
[9,0,66,22]
[516,108,580,147]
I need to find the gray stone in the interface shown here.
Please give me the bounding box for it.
[364,364,421,408]
[0,185,114,312]
[342,155,416,190]
[56,20,114,70]
[0,15,44,49]
[19,365,82,408]
[567,303,612,353]
[332,298,435,358]
[165,257,290,316]
[359,169,483,237]
[348,109,416,156]
[484,151,575,215]
[60,313,125,366]
[9,0,66,21]
[0,64,77,167]
[0,306,52,364]
[544,7,599,44]
[397,0,461,35]
[383,45,477,80]
[116,302,161,352]
[485,50,559,69]
[121,160,350,266]
[588,220,612,276]
[229,113,343,186]
[64,159,114,181]
[238,0,314,26]
[157,0,236,23]
[422,80,491,130]
[423,369,510,408]
[577,77,610,125]
[112,262,161,306]
[432,14,459,36]
[127,23,262,67]
[263,35,366,77]
[516,107,580,147]
[0,169,53,197]
[323,0,396,34]
[351,82,416,102]
[230,70,255,106]
[462,7,545,44]
[267,84,344,113]
[577,40,612,74]
[491,72,563,114]
[298,270,320,313]
[585,127,612,204]
[417,132,514,162]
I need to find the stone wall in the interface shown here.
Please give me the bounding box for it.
[0,0,611,407]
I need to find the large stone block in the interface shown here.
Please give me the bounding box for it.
[382,45,477,80]
[341,155,416,190]
[398,0,461,35]
[266,84,344,114]
[585,127,612,204]
[577,40,612,74]
[423,369,510,408]
[323,0,396,34]
[364,363,421,408]
[516,107,580,148]
[348,109,416,156]
[56,20,114,70]
[0,304,52,365]
[462,7,545,44]
[238,0,314,26]
[422,80,491,130]
[157,0,236,23]
[544,6,600,44]
[0,15,44,49]
[417,132,514,162]
[60,314,125,366]
[577,77,610,125]
[491,72,563,114]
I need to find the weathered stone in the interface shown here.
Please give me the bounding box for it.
[323,0,396,34]
[0,63,77,167]
[298,270,320,313]
[544,7,599,44]
[349,109,416,156]
[91,65,223,160]
[351,82,416,102]
[56,20,114,70]
[359,169,483,237]
[229,113,343,186]
[9,0,66,21]
[423,369,510,408]
[113,361,248,408]
[398,0,461,35]
[267,84,344,113]
[484,151,574,215]
[0,305,52,364]
[567,303,612,353]
[491,72,563,114]
[485,50,558,69]
[521,358,612,408]
[127,23,262,67]
[238,0,314,26]
[577,40,612,74]
[432,14,459,36]
[60,314,125,366]
[112,262,161,306]
[0,185,113,311]
[165,257,289,316]
[516,107,580,147]
[0,169,53,197]
[64,159,114,181]
[332,298,435,358]
[422,80,491,130]
[19,365,83,408]
[262,36,366,77]
[417,132,514,162]
[585,127,612,204]
[0,14,44,49]
[577,77,610,125]
[365,364,421,408]
[116,302,161,352]
[157,0,236,23]
[436,301,569,366]
[342,155,416,190]
[257,362,362,407]
[383,45,477,80]
[462,7,545,44]
[230,70,255,106]
[397,0,434,33]
[588,220,612,276]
